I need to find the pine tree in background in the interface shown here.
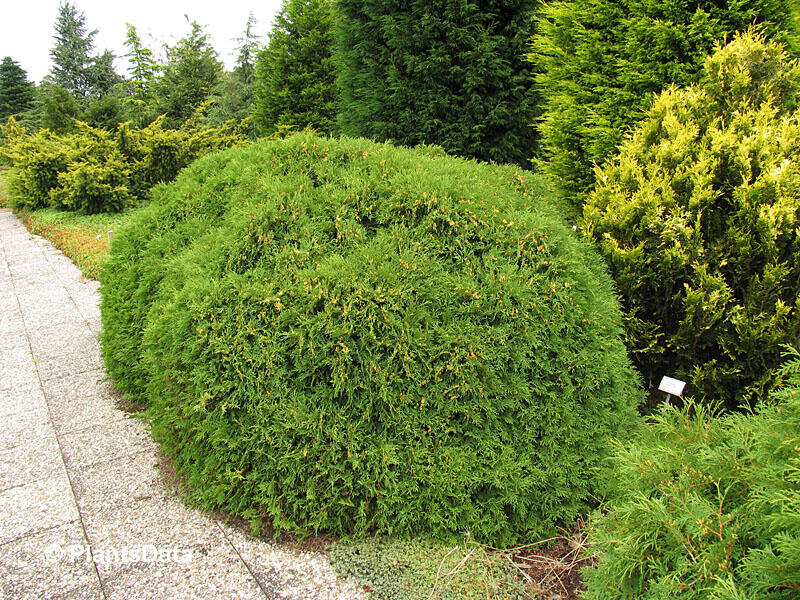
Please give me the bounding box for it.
[235,13,260,86]
[153,20,223,127]
[208,13,262,135]
[49,1,122,104]
[336,0,541,166]
[86,50,123,98]
[49,1,98,98]
[253,0,337,135]
[0,57,35,120]
[121,24,162,127]
[531,0,800,211]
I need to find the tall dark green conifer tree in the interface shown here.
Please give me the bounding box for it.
[336,0,541,166]
[531,0,800,210]
[49,1,122,103]
[49,1,97,98]
[0,57,35,120]
[152,20,223,127]
[253,0,336,135]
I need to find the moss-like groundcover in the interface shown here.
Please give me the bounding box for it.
[100,133,641,545]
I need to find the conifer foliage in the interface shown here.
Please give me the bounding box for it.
[50,1,121,101]
[253,0,337,135]
[100,133,641,545]
[582,32,800,407]
[152,21,223,128]
[123,24,160,102]
[532,0,799,210]
[584,348,800,599]
[336,0,540,166]
[50,1,98,98]
[1,114,246,213]
[0,58,35,120]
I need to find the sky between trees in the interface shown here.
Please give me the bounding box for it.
[0,0,282,83]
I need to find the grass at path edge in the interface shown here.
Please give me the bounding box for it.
[16,208,137,280]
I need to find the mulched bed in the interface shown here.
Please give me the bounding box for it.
[509,522,594,600]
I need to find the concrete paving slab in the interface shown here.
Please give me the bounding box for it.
[81,495,227,579]
[19,311,88,335]
[0,435,63,492]
[71,298,101,324]
[4,252,49,266]
[0,408,52,451]
[0,362,39,395]
[0,291,14,306]
[35,340,103,383]
[0,473,79,545]
[15,285,73,303]
[20,309,84,331]
[17,304,82,328]
[51,582,105,600]
[43,370,128,434]
[0,294,20,311]
[27,322,97,360]
[50,263,83,282]
[0,313,26,338]
[7,272,60,291]
[59,417,153,470]
[1,334,31,362]
[7,255,52,268]
[102,543,266,600]
[44,252,76,267]
[0,520,97,600]
[84,315,102,336]
[0,274,14,293]
[64,281,101,302]
[70,450,166,515]
[0,384,47,418]
[220,523,366,600]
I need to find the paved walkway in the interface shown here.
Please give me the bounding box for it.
[0,210,364,600]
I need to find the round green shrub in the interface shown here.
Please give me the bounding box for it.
[583,348,800,599]
[100,133,642,545]
[582,32,800,408]
[2,126,83,209]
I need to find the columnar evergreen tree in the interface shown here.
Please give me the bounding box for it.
[336,0,541,166]
[582,32,800,407]
[153,20,223,127]
[0,57,35,120]
[253,0,336,135]
[532,0,799,210]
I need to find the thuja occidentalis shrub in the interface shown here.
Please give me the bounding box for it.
[100,133,642,545]
[583,347,800,599]
[582,32,800,408]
